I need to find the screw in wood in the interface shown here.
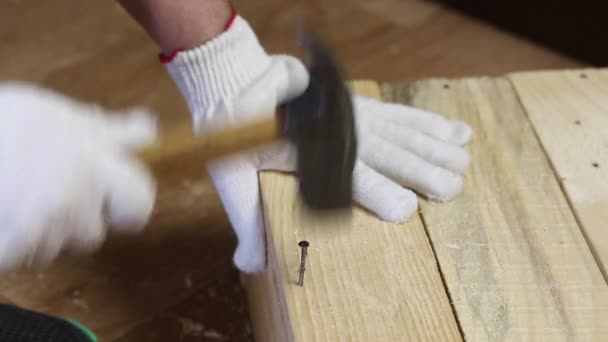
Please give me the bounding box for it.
[297,240,309,286]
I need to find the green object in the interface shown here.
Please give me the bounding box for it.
[67,319,98,342]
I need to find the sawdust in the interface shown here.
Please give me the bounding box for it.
[72,298,89,310]
[177,317,204,338]
[176,316,228,340]
[179,180,214,209]
[184,273,193,289]
[444,243,461,250]
[69,288,89,310]
[203,329,228,340]
[455,227,510,340]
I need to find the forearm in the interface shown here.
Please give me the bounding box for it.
[118,0,233,55]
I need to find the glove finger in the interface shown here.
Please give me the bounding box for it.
[45,198,106,260]
[359,117,470,174]
[0,219,33,273]
[60,187,108,256]
[27,211,105,270]
[99,155,156,234]
[89,106,158,150]
[354,95,472,145]
[0,202,104,273]
[353,161,418,223]
[208,156,267,273]
[359,131,464,202]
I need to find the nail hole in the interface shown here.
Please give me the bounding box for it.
[298,240,309,248]
[592,162,599,168]
[574,120,581,125]
[443,83,450,89]
[580,73,588,79]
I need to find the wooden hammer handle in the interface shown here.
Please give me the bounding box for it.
[138,117,283,171]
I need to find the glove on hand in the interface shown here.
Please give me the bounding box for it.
[0,82,157,273]
[164,15,472,273]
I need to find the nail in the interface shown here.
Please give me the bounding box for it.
[297,240,309,286]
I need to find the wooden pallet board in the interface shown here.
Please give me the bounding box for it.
[392,75,608,341]
[247,73,608,341]
[244,81,463,342]
[508,69,608,279]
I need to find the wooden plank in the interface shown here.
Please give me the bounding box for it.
[384,76,608,341]
[508,68,608,279]
[245,81,462,342]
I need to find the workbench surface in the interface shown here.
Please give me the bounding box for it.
[246,69,608,341]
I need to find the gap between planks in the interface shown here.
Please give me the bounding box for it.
[418,209,467,339]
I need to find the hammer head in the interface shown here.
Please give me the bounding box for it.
[283,26,357,210]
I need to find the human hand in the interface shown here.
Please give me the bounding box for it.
[0,82,157,273]
[164,15,471,272]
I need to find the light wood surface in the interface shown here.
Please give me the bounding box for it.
[387,76,608,340]
[508,69,608,281]
[245,81,462,342]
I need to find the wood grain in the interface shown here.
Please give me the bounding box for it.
[383,77,608,340]
[245,81,462,342]
[508,69,608,281]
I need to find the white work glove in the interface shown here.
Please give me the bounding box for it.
[164,15,471,272]
[0,81,157,273]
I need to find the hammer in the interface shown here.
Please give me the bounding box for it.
[138,26,357,211]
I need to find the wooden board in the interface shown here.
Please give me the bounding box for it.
[383,77,608,340]
[244,81,463,342]
[508,69,608,280]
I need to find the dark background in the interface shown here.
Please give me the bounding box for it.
[439,0,608,65]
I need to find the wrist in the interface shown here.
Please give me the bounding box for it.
[120,0,234,58]
[159,8,238,63]
[162,14,272,129]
